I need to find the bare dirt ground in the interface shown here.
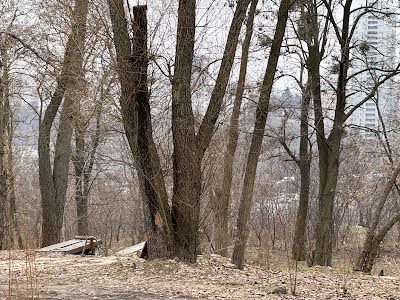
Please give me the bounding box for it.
[1,249,400,299]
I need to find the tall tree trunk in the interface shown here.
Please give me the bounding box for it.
[171,0,251,261]
[107,2,174,258]
[312,0,351,266]
[231,0,291,270]
[214,0,258,257]
[0,34,7,249]
[39,0,89,246]
[170,0,200,262]
[291,85,311,261]
[2,44,23,248]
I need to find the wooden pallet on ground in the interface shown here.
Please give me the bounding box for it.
[38,236,101,254]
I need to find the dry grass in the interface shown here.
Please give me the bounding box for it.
[1,247,399,299]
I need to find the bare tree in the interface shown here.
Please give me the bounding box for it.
[107,0,251,261]
[311,0,400,266]
[38,0,89,246]
[213,0,258,257]
[231,0,292,270]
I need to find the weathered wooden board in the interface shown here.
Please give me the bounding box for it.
[116,241,146,255]
[38,238,101,254]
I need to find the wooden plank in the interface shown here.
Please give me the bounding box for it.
[38,238,102,254]
[52,240,101,254]
[38,240,82,252]
[116,241,146,255]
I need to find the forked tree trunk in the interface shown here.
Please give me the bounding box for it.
[310,0,351,266]
[108,0,250,262]
[39,0,89,246]
[214,0,258,257]
[231,0,291,270]
[107,1,174,259]
[354,165,400,273]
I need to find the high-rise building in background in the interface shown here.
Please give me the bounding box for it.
[350,0,399,132]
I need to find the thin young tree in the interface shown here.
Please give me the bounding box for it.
[0,34,8,249]
[231,0,292,270]
[214,0,258,257]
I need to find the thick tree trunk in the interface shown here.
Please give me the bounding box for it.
[291,88,311,261]
[214,0,258,257]
[314,131,343,266]
[171,0,251,261]
[39,0,89,246]
[109,0,249,262]
[170,0,200,262]
[231,0,291,270]
[108,2,174,258]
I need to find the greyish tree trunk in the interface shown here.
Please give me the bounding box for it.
[73,88,103,236]
[291,86,311,261]
[2,41,23,248]
[0,35,7,249]
[231,0,292,270]
[214,0,258,257]
[39,0,89,246]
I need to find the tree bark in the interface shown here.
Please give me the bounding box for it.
[0,35,7,249]
[312,0,351,266]
[39,0,89,246]
[213,0,258,257]
[170,0,199,262]
[231,0,291,270]
[107,1,174,258]
[171,0,251,261]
